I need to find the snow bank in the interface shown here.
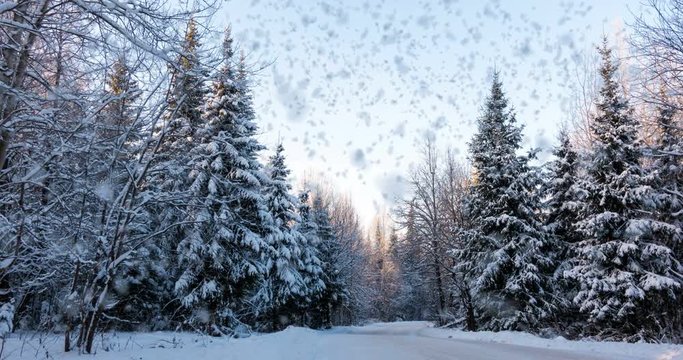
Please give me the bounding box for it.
[2,322,681,360]
[329,321,683,360]
[419,325,683,360]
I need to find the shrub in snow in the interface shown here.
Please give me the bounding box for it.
[0,300,14,338]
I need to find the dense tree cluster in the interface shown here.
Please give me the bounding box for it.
[0,3,360,353]
[390,40,682,343]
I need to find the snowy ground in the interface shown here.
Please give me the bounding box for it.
[3,321,682,360]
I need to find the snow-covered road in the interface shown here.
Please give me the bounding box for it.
[5,321,682,359]
[304,325,612,360]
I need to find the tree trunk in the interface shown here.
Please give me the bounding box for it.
[64,261,80,352]
[462,289,476,331]
[84,308,101,354]
[431,245,446,318]
[83,281,110,353]
[64,328,71,352]
[0,130,9,171]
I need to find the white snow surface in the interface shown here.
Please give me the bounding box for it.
[4,321,682,360]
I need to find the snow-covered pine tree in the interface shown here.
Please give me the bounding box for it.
[261,144,306,330]
[543,130,583,327]
[649,100,683,264]
[293,190,325,325]
[153,18,208,173]
[101,57,141,139]
[166,18,207,136]
[545,130,581,244]
[143,19,209,326]
[455,72,556,332]
[150,17,207,218]
[309,195,347,329]
[643,99,683,340]
[564,40,682,341]
[173,29,274,335]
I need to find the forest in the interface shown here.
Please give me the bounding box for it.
[0,0,682,357]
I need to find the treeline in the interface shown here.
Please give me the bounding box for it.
[371,13,683,344]
[0,2,372,354]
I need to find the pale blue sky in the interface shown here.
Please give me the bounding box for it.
[213,0,643,226]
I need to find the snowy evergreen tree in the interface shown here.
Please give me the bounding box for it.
[649,101,683,262]
[545,130,582,245]
[543,130,582,325]
[151,17,208,209]
[643,100,683,340]
[100,57,142,139]
[166,18,207,136]
[173,29,273,335]
[261,144,307,329]
[293,191,326,325]
[59,55,148,350]
[309,196,347,329]
[543,129,582,333]
[142,19,210,327]
[564,41,682,341]
[455,72,557,331]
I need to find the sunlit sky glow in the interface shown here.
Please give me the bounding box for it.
[211,0,643,227]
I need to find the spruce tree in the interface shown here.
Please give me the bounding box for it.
[543,130,583,328]
[143,19,210,326]
[564,41,682,341]
[154,18,208,166]
[309,196,347,329]
[261,144,307,329]
[167,18,206,134]
[650,102,683,261]
[154,17,207,178]
[173,29,273,335]
[292,190,325,325]
[455,72,556,331]
[101,57,141,139]
[545,130,581,244]
[644,100,683,340]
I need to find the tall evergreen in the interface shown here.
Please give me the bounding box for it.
[102,57,141,139]
[309,196,347,329]
[645,99,683,340]
[143,19,211,326]
[167,18,207,133]
[294,191,326,324]
[564,41,682,341]
[154,17,207,183]
[545,130,581,244]
[261,144,306,329]
[650,101,683,260]
[155,18,208,161]
[173,29,273,334]
[456,72,556,331]
[543,130,583,327]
